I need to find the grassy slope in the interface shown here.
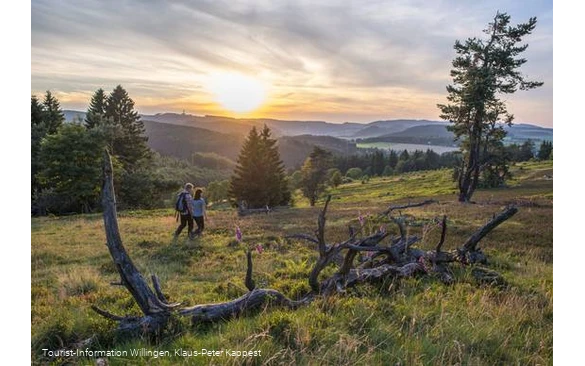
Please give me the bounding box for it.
[31,161,553,365]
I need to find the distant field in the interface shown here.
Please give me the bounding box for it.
[31,161,552,365]
[357,142,459,153]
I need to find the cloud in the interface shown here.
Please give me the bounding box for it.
[31,0,553,126]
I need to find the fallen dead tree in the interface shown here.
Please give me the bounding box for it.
[93,150,517,335]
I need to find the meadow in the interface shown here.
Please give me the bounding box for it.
[31,161,552,365]
[355,142,460,154]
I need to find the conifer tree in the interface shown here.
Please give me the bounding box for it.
[259,125,290,206]
[42,90,64,134]
[104,85,151,171]
[229,125,290,208]
[85,88,107,129]
[438,12,543,202]
[31,95,44,127]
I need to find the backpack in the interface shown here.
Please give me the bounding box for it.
[175,192,187,213]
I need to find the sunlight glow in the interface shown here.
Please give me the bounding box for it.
[208,73,267,113]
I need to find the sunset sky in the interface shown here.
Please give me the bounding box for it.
[31,0,553,127]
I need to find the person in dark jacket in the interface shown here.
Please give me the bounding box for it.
[174,183,195,240]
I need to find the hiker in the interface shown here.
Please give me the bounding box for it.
[192,188,207,235]
[174,183,195,239]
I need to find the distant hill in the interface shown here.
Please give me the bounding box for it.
[143,120,356,169]
[278,135,357,168]
[62,110,552,149]
[142,113,365,138]
[361,123,552,147]
[351,119,447,138]
[503,124,553,143]
[143,120,244,161]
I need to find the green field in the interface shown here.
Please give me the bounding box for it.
[356,142,460,154]
[31,161,553,365]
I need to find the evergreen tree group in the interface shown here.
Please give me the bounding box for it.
[31,86,155,214]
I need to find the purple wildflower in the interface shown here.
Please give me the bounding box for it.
[256,244,263,254]
[235,226,242,242]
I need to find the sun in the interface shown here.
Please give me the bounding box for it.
[208,73,267,113]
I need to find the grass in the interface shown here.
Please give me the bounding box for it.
[31,161,553,365]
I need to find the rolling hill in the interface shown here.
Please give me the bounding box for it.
[360,123,553,147]
[63,110,552,155]
[143,120,357,169]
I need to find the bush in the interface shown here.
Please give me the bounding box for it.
[345,167,363,180]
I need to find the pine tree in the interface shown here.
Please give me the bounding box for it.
[42,90,64,134]
[229,126,290,208]
[104,85,151,171]
[300,146,333,206]
[85,88,107,129]
[438,12,543,202]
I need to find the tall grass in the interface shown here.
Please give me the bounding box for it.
[31,161,553,365]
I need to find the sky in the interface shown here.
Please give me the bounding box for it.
[31,0,553,126]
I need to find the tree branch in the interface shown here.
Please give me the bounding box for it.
[381,199,436,216]
[99,150,170,316]
[436,215,447,253]
[462,206,518,251]
[91,306,130,322]
[316,195,332,257]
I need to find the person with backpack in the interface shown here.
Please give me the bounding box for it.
[191,188,207,235]
[174,183,195,240]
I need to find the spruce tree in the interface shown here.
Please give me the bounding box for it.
[42,90,64,134]
[229,126,290,208]
[438,12,543,202]
[104,85,151,170]
[230,126,261,208]
[260,125,290,206]
[31,95,44,127]
[85,88,107,129]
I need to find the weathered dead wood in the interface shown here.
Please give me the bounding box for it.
[94,150,177,335]
[101,151,174,313]
[180,290,312,323]
[462,206,518,252]
[381,199,437,216]
[96,147,518,335]
[436,215,447,253]
[96,151,317,331]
